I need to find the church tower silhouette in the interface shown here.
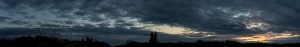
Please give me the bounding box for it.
[149,32,158,44]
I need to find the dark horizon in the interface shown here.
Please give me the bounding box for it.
[1,32,300,47]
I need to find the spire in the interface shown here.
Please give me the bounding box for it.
[149,32,158,44]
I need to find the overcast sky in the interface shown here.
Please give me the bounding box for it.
[1,0,300,45]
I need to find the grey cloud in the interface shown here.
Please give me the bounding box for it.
[270,37,300,43]
[8,20,28,24]
[0,0,300,44]
[115,0,300,35]
[116,0,250,34]
[39,24,69,27]
[0,16,11,22]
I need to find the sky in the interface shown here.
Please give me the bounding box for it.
[1,0,300,45]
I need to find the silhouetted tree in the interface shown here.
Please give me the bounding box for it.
[1,32,300,47]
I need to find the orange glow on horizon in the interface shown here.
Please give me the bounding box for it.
[234,34,271,43]
[234,32,299,43]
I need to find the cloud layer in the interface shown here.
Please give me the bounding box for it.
[0,0,300,45]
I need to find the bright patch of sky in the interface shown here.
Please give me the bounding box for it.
[234,31,299,43]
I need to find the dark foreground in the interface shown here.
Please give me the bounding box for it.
[0,36,300,47]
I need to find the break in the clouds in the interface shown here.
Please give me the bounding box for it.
[0,0,300,45]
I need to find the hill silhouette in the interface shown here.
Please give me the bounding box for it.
[0,32,300,47]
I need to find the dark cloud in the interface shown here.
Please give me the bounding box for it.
[0,16,11,22]
[8,20,28,24]
[114,0,300,35]
[0,0,300,44]
[117,0,249,34]
[39,24,68,27]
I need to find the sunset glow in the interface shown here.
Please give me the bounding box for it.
[234,32,299,43]
[145,24,195,35]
